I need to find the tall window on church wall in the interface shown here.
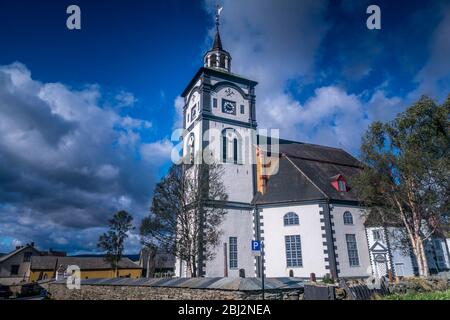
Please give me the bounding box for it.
[233,138,238,164]
[222,129,241,164]
[222,135,227,163]
[346,234,360,267]
[188,133,195,164]
[229,237,238,269]
[285,235,302,267]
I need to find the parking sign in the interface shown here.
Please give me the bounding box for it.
[251,240,261,255]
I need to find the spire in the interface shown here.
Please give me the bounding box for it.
[204,5,231,72]
[212,29,223,51]
[212,5,223,50]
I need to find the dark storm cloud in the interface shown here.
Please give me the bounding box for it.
[0,62,170,253]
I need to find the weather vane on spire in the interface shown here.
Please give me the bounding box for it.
[215,4,223,30]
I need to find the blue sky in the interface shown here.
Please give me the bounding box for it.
[0,0,449,254]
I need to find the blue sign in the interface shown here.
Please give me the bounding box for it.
[251,240,261,252]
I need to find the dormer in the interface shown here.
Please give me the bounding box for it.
[331,174,347,192]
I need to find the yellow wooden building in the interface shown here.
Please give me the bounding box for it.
[29,256,142,282]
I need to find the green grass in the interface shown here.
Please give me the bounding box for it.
[384,289,450,300]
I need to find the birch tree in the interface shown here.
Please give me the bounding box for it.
[353,95,450,277]
[140,162,228,277]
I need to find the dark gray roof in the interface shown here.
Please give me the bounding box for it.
[53,277,306,291]
[254,139,363,205]
[279,139,361,167]
[0,245,40,263]
[30,256,141,271]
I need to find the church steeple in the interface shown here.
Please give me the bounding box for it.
[212,28,223,50]
[204,5,231,72]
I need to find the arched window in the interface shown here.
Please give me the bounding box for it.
[284,212,299,226]
[343,211,353,225]
[187,133,195,164]
[210,54,217,67]
[219,55,226,69]
[221,128,242,164]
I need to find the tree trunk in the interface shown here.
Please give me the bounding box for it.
[146,250,151,278]
[148,247,157,278]
[417,236,430,277]
[411,234,430,277]
[186,260,193,277]
[192,256,197,277]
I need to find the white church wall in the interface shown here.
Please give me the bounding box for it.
[259,204,328,278]
[209,84,250,123]
[205,120,255,203]
[204,208,255,278]
[331,205,371,278]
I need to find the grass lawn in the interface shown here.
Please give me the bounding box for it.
[384,289,450,300]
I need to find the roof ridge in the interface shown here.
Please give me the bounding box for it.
[278,138,348,152]
[282,152,363,169]
[284,155,329,199]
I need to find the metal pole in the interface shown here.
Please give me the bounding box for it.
[261,241,265,300]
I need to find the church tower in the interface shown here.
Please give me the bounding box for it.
[176,6,258,277]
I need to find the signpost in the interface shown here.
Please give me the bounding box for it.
[251,240,265,299]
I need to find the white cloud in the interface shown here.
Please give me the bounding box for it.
[115,91,137,107]
[201,1,417,153]
[12,239,22,248]
[173,95,184,129]
[140,138,173,165]
[206,0,329,93]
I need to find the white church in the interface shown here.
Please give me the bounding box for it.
[174,11,450,280]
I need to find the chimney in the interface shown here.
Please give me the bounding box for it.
[16,246,21,250]
[31,242,35,247]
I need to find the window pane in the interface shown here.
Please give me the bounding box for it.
[284,212,299,226]
[10,265,19,275]
[343,212,353,225]
[285,235,303,267]
[213,98,218,108]
[372,230,381,241]
[229,237,238,269]
[240,105,245,114]
[346,234,360,267]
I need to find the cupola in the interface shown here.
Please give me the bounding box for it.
[203,5,232,72]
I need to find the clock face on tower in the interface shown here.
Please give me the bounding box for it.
[222,99,236,115]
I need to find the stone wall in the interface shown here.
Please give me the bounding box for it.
[48,282,303,300]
